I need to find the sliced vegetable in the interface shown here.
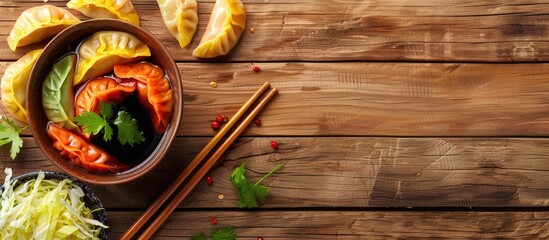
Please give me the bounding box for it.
[0,168,107,239]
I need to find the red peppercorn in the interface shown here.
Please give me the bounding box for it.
[252,66,260,72]
[257,237,264,240]
[270,141,279,149]
[254,118,261,126]
[215,115,224,124]
[210,217,218,225]
[205,175,213,185]
[211,122,220,130]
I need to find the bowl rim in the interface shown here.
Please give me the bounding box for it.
[0,170,108,239]
[26,19,182,185]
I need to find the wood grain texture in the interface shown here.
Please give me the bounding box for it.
[106,211,549,239]
[1,137,548,208]
[3,62,549,137]
[2,1,549,61]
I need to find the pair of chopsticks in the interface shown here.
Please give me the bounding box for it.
[120,82,277,239]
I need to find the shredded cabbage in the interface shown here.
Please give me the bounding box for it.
[0,168,108,239]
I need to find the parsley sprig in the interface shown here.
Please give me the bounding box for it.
[191,226,235,240]
[0,116,26,159]
[74,101,145,146]
[230,163,284,208]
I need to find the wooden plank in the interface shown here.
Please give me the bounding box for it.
[106,211,549,239]
[5,62,549,137]
[2,137,548,208]
[2,1,549,62]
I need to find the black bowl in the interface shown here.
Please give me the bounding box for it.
[0,171,107,239]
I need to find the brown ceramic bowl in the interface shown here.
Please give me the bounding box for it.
[26,19,182,185]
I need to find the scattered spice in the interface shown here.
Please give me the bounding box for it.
[210,81,217,88]
[249,27,255,33]
[270,141,278,149]
[254,118,261,126]
[205,175,214,185]
[252,66,260,72]
[223,115,229,123]
[215,115,224,124]
[257,237,264,240]
[211,122,220,130]
[218,194,225,200]
[210,217,218,225]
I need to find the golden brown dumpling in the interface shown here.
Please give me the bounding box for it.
[74,31,151,86]
[67,0,140,26]
[157,0,198,48]
[192,0,246,58]
[7,5,80,51]
[1,49,42,122]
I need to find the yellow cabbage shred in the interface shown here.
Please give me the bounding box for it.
[0,168,108,239]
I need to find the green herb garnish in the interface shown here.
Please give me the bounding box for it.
[0,117,26,159]
[230,163,284,208]
[114,111,145,146]
[192,226,235,240]
[74,101,144,146]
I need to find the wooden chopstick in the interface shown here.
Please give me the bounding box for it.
[137,87,278,239]
[120,82,276,240]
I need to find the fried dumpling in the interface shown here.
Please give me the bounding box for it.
[42,54,79,130]
[7,5,80,51]
[192,0,246,58]
[67,0,140,26]
[75,77,136,117]
[157,0,198,48]
[1,50,42,122]
[74,31,151,86]
[114,62,173,133]
[47,123,129,174]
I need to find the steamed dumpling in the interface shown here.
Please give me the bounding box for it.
[74,31,151,86]
[42,54,79,130]
[157,0,198,48]
[7,5,80,51]
[67,0,140,26]
[192,0,246,58]
[1,50,42,122]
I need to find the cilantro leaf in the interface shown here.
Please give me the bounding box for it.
[230,163,284,208]
[74,112,109,137]
[103,124,113,142]
[114,111,145,146]
[0,117,26,159]
[99,101,114,121]
[211,226,236,240]
[191,233,207,240]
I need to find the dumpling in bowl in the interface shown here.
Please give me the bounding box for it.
[157,0,198,48]
[42,54,79,130]
[114,62,173,133]
[1,49,42,123]
[47,123,129,174]
[67,0,140,26]
[7,5,80,51]
[75,77,136,117]
[192,0,246,58]
[74,31,151,86]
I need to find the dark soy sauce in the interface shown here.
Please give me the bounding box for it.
[89,92,163,168]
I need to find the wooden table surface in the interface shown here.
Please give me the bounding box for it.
[1,0,549,239]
